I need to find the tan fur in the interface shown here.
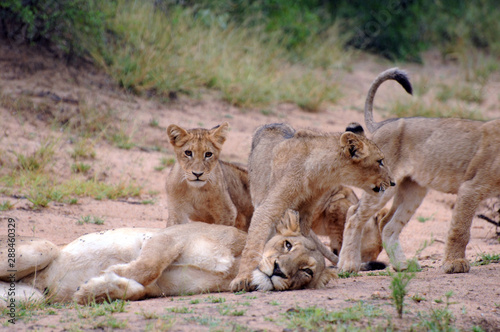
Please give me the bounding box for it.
[166,123,253,231]
[309,186,387,262]
[0,216,334,305]
[166,124,385,261]
[231,123,394,291]
[338,67,500,274]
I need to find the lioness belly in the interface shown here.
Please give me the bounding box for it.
[35,229,158,301]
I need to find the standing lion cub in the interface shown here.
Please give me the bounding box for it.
[231,122,394,291]
[166,122,253,231]
[338,67,500,274]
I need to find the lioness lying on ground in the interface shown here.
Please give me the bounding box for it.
[166,122,253,231]
[231,123,394,291]
[0,211,335,305]
[166,123,388,264]
[338,67,500,274]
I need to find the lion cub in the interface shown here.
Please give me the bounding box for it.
[231,122,394,291]
[338,67,500,274]
[166,123,253,231]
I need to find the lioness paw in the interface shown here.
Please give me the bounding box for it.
[230,274,254,292]
[74,272,145,304]
[441,259,470,274]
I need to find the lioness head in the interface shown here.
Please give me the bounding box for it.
[340,123,394,195]
[252,210,336,291]
[167,123,229,188]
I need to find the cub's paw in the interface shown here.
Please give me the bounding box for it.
[441,259,470,274]
[337,255,362,273]
[230,273,255,292]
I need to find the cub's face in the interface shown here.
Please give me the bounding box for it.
[340,129,394,195]
[167,123,228,188]
[251,210,336,291]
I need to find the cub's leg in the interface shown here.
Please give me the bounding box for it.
[338,188,394,272]
[230,194,292,292]
[381,179,427,270]
[166,198,189,226]
[442,180,486,273]
[75,233,182,303]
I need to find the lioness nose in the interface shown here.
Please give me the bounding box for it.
[272,261,287,279]
[192,171,203,179]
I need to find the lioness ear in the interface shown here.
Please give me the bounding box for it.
[276,209,301,236]
[167,124,190,147]
[340,132,368,161]
[209,122,229,147]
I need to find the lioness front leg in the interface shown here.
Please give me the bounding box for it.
[109,233,182,286]
[74,271,147,304]
[442,182,484,273]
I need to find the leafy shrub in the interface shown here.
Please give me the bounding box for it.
[0,0,108,57]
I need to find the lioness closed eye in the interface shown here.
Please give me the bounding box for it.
[166,122,253,231]
[231,122,394,291]
[338,67,500,274]
[0,212,335,305]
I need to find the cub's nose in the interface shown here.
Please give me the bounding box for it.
[192,171,204,179]
[390,181,396,187]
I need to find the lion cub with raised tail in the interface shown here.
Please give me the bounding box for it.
[338,67,500,274]
[166,123,253,231]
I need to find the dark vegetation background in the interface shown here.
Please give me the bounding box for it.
[1,0,499,109]
[3,0,500,60]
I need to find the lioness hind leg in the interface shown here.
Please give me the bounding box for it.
[382,179,427,271]
[442,181,486,274]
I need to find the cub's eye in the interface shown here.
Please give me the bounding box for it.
[284,240,292,251]
[184,150,192,157]
[302,268,314,277]
[205,152,213,158]
[377,159,384,167]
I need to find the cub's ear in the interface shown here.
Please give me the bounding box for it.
[209,122,229,147]
[340,132,369,161]
[276,209,301,236]
[167,124,190,147]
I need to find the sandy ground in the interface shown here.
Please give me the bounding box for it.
[0,44,499,331]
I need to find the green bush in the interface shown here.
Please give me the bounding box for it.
[331,0,430,62]
[0,0,108,57]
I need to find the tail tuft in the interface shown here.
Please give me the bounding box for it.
[360,261,387,271]
[393,71,413,95]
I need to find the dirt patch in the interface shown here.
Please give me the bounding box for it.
[0,44,499,331]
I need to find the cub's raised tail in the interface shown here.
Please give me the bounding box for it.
[365,68,413,133]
